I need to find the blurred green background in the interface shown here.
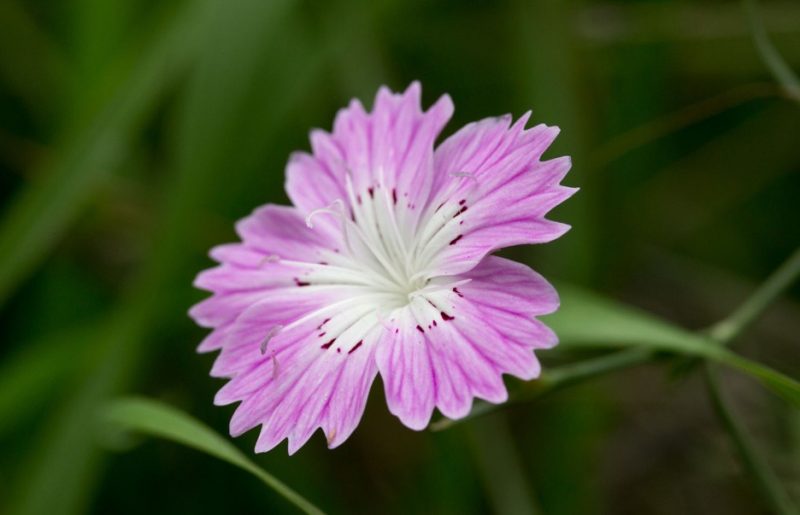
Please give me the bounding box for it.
[1,0,799,514]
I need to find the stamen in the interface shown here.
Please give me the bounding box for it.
[270,352,280,379]
[260,325,283,354]
[258,254,280,266]
[408,278,472,301]
[451,171,478,182]
[305,199,347,228]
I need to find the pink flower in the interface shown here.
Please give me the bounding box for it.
[190,82,575,454]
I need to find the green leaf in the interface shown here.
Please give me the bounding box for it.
[8,3,332,514]
[103,397,325,515]
[547,285,800,407]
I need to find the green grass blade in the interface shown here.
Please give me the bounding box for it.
[8,3,324,514]
[548,285,800,407]
[466,413,542,515]
[0,0,207,307]
[103,397,325,515]
[705,365,800,515]
[709,247,800,344]
[742,0,800,98]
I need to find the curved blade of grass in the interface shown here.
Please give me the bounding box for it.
[705,365,799,515]
[467,413,541,515]
[548,285,800,407]
[0,0,207,307]
[743,0,800,99]
[8,2,336,513]
[103,397,325,515]
[709,247,800,344]
[591,82,788,167]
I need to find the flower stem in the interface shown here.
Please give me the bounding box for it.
[742,0,800,101]
[703,247,800,514]
[540,347,654,391]
[430,348,654,431]
[704,365,799,515]
[708,247,800,345]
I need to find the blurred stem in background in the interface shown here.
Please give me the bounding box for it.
[706,2,800,509]
[103,398,325,515]
[708,248,800,345]
[436,245,800,430]
[439,244,800,513]
[700,247,800,515]
[467,413,542,515]
[742,0,800,99]
[705,365,799,515]
[590,82,796,168]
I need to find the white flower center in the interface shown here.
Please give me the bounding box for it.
[303,174,469,310]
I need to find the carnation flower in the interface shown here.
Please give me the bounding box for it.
[190,82,575,454]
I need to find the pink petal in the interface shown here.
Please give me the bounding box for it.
[235,204,339,259]
[285,82,454,220]
[217,308,381,454]
[376,256,558,428]
[190,85,574,453]
[373,309,437,429]
[208,243,266,268]
[426,114,576,275]
[189,205,342,344]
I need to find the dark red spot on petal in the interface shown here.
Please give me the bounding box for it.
[416,325,424,333]
[459,199,466,205]
[392,188,398,205]
[348,340,363,354]
[318,332,326,338]
[321,338,336,349]
[368,187,374,198]
[449,235,463,245]
[454,206,468,217]
[318,261,328,266]
[316,318,331,330]
[453,287,464,298]
[441,311,455,321]
[294,278,310,287]
[432,320,438,327]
